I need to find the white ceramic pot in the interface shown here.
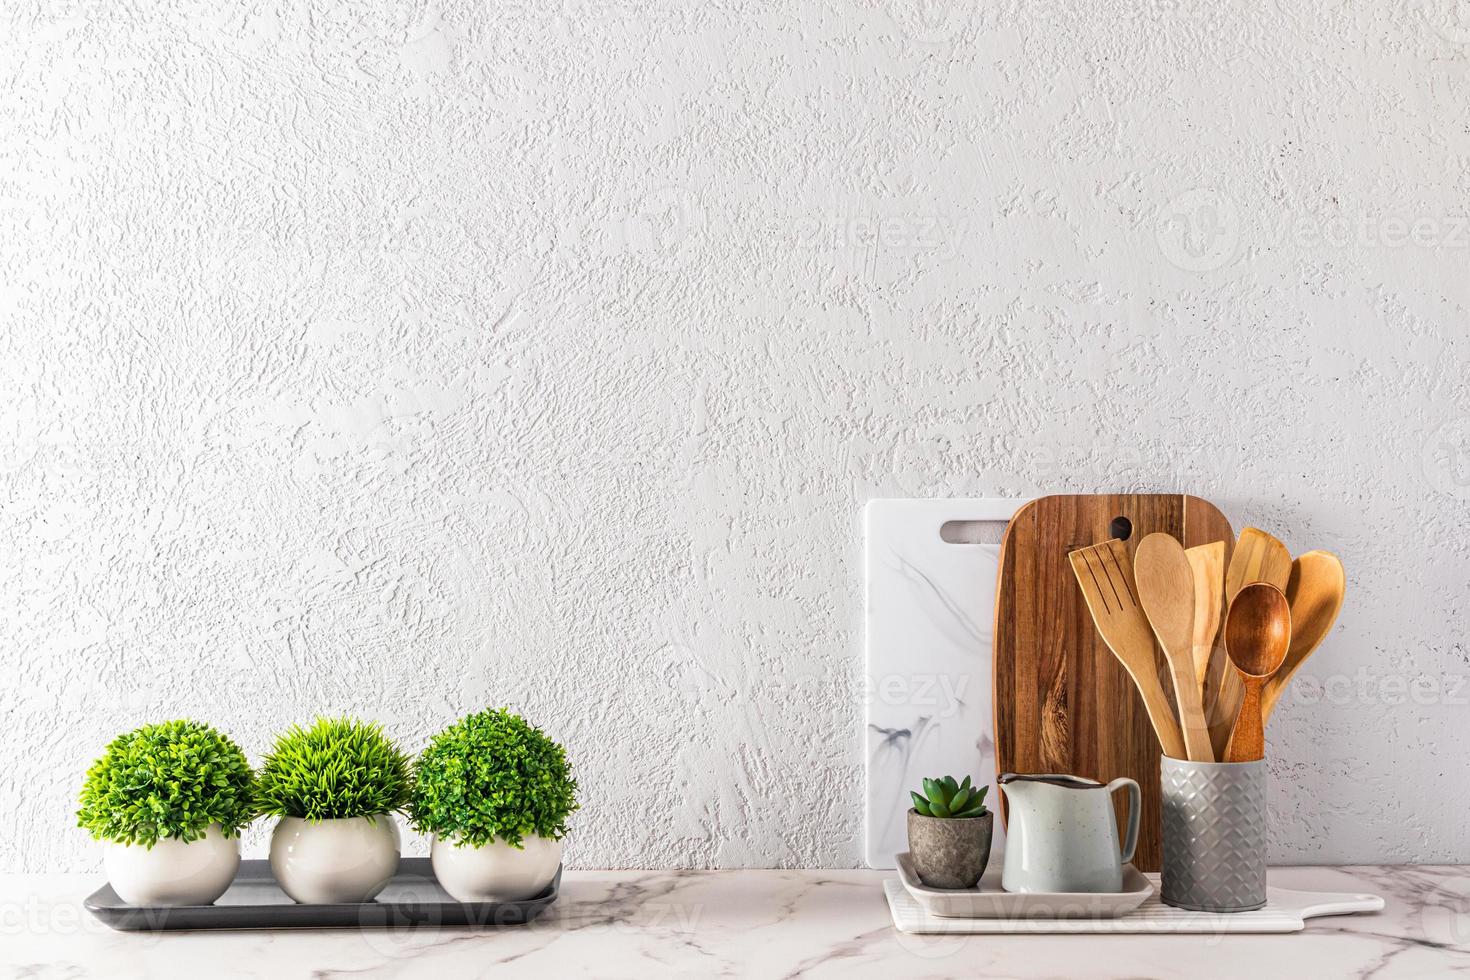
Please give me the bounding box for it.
[270,815,401,904]
[103,824,241,907]
[430,834,562,902]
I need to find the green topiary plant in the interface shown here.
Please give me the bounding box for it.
[409,708,578,849]
[911,775,989,819]
[77,720,254,848]
[255,717,411,821]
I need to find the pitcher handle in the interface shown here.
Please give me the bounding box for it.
[1105,777,1141,864]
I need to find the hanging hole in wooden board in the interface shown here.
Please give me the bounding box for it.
[939,520,1008,545]
[1110,516,1133,541]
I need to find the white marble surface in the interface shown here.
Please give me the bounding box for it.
[4,866,1469,978]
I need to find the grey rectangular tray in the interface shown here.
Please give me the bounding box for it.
[84,857,561,932]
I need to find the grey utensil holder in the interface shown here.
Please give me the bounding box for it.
[1160,757,1266,912]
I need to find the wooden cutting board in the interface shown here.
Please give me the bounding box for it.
[993,494,1233,872]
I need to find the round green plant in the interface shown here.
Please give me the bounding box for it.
[255,717,411,821]
[410,708,578,849]
[77,720,254,848]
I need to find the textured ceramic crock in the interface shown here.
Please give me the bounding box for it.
[1160,756,1267,912]
[104,823,240,906]
[906,809,993,889]
[270,815,401,904]
[431,834,563,902]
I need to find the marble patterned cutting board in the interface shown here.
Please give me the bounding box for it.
[864,498,1027,869]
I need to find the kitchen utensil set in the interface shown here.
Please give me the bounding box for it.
[1070,527,1343,764]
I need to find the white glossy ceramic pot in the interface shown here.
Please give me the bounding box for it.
[269,815,401,904]
[104,823,241,906]
[430,834,562,902]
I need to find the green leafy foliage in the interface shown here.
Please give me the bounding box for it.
[255,717,411,821]
[409,708,578,849]
[910,775,989,819]
[77,720,254,848]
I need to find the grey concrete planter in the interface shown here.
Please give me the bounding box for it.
[906,808,993,889]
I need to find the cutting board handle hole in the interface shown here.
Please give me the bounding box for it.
[939,520,1007,545]
[1109,516,1133,540]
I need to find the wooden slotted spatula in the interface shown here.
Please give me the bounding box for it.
[1208,527,1293,760]
[1135,533,1213,762]
[1068,540,1187,762]
[1262,550,1346,721]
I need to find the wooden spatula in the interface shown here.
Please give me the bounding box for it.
[1224,527,1292,602]
[1262,550,1346,721]
[1135,533,1213,762]
[1068,540,1187,762]
[1209,527,1293,760]
[1184,541,1225,705]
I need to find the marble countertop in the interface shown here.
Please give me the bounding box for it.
[4,865,1468,978]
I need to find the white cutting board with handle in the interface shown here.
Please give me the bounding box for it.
[864,498,1028,869]
[884,879,1385,933]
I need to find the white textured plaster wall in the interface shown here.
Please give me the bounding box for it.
[2,0,1469,871]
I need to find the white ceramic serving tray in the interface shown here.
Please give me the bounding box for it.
[885,875,1384,934]
[896,852,1152,919]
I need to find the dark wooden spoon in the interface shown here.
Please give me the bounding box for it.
[1223,582,1291,763]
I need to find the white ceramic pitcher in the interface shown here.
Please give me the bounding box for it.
[998,773,1140,893]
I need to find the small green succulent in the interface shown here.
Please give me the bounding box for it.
[409,708,578,849]
[255,717,411,821]
[77,720,254,847]
[911,775,989,819]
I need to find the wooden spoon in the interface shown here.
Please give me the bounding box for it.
[1209,528,1293,760]
[1262,550,1346,721]
[1223,583,1291,763]
[1135,533,1213,762]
